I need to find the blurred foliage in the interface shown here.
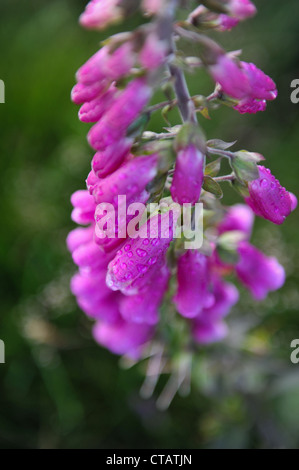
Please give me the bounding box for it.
[0,0,299,449]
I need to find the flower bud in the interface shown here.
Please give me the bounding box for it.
[170,144,205,205]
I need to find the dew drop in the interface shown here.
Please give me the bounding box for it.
[143,239,150,245]
[151,238,160,246]
[124,244,131,252]
[260,179,268,188]
[136,248,147,258]
[137,264,148,274]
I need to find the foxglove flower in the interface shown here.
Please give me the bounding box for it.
[226,0,257,20]
[209,54,250,99]
[119,264,170,325]
[245,166,296,225]
[88,78,152,151]
[91,138,132,178]
[71,190,97,225]
[218,204,254,237]
[174,251,214,319]
[236,242,285,300]
[234,62,277,113]
[89,154,158,206]
[200,275,239,321]
[140,32,168,69]
[78,84,117,123]
[93,317,154,359]
[79,0,123,31]
[170,144,205,205]
[106,210,178,295]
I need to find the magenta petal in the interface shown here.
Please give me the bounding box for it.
[236,241,285,300]
[174,250,210,319]
[245,166,293,225]
[170,144,204,205]
[66,226,94,253]
[119,264,170,325]
[93,318,154,358]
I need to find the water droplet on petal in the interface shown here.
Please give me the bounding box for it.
[148,257,157,266]
[260,179,268,188]
[143,239,149,245]
[137,264,148,274]
[136,248,147,258]
[151,238,160,246]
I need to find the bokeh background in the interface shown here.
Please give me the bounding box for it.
[0,0,299,449]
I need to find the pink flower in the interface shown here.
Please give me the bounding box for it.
[209,54,250,99]
[66,226,95,253]
[119,264,170,325]
[90,154,158,206]
[236,241,285,300]
[174,251,214,319]
[106,210,178,295]
[103,42,135,81]
[200,275,239,321]
[217,14,240,31]
[218,204,254,237]
[87,78,152,151]
[70,190,97,225]
[79,0,122,31]
[241,62,277,101]
[91,138,132,178]
[234,98,267,114]
[139,32,168,69]
[245,166,296,225]
[170,144,205,205]
[78,84,117,123]
[227,0,257,20]
[93,317,154,358]
[76,47,108,85]
[192,319,228,345]
[71,81,106,105]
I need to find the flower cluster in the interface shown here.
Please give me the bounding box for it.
[68,0,296,372]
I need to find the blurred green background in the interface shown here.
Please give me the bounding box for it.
[0,0,299,449]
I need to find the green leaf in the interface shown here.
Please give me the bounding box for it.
[234,150,265,163]
[202,176,223,199]
[231,154,259,183]
[205,158,222,177]
[207,139,237,150]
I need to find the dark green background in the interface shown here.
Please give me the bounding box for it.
[0,0,299,448]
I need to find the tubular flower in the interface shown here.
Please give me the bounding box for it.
[236,242,285,300]
[245,166,296,225]
[66,0,296,377]
[170,144,205,205]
